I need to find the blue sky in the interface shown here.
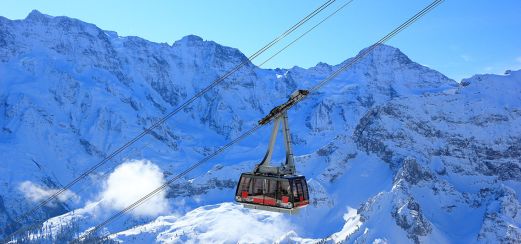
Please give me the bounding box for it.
[1,0,520,81]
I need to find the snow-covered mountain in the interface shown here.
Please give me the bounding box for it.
[1,10,520,243]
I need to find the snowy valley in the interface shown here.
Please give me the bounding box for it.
[1,10,520,243]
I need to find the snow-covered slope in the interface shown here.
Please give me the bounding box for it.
[1,10,520,243]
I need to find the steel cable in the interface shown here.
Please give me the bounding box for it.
[2,1,338,242]
[74,1,443,242]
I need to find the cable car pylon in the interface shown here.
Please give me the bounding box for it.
[235,90,310,213]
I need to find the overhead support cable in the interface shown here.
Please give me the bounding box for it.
[2,1,338,242]
[74,1,444,242]
[259,0,355,67]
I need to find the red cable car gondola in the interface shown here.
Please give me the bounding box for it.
[235,90,310,213]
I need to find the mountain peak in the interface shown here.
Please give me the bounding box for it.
[25,9,51,21]
[171,34,250,65]
[360,44,407,58]
[177,34,204,44]
[315,62,331,68]
[348,43,413,67]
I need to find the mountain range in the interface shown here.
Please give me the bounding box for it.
[0,10,520,243]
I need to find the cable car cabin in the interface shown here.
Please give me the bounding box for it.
[235,89,311,213]
[235,173,309,213]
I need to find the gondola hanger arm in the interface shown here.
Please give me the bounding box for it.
[258,90,309,125]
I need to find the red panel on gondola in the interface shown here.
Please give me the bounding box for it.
[264,198,276,206]
[282,196,289,203]
[241,191,248,198]
[253,197,264,204]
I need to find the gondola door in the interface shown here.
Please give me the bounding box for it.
[264,178,278,206]
[251,177,264,205]
[291,178,309,207]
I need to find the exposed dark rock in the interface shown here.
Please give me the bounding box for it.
[394,157,433,185]
[392,198,432,244]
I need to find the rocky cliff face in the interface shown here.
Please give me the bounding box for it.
[1,10,520,243]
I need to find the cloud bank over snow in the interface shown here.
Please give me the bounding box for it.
[112,203,294,243]
[100,159,169,217]
[18,181,79,205]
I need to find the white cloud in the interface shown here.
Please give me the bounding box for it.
[18,181,79,205]
[99,159,169,217]
[113,203,294,243]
